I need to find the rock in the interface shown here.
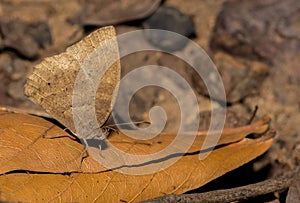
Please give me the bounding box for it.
[10,58,27,81]
[0,53,15,103]
[211,0,300,64]
[192,52,269,103]
[81,0,161,26]
[143,6,196,52]
[0,19,52,58]
[27,21,52,49]
[8,81,25,100]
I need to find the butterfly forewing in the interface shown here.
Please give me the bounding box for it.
[24,26,121,138]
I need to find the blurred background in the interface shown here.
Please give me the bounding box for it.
[0,0,299,201]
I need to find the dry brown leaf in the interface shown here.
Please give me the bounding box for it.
[109,116,270,155]
[0,132,273,202]
[0,108,106,174]
[0,108,271,174]
[0,106,50,118]
[0,108,274,202]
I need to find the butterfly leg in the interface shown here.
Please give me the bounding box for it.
[82,138,88,150]
[98,140,106,158]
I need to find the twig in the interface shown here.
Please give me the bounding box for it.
[140,171,295,203]
[247,105,259,125]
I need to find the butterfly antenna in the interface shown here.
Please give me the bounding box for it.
[104,120,151,128]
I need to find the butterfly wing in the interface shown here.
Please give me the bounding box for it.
[24,26,121,138]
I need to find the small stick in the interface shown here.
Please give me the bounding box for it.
[140,171,295,203]
[247,105,259,125]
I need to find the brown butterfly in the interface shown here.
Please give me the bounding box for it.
[24,26,121,149]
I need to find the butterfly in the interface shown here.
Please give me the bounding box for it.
[24,26,121,150]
